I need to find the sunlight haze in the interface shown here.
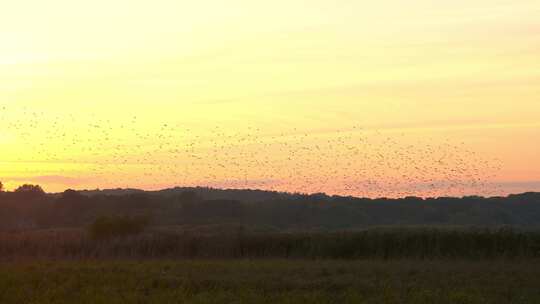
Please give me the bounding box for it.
[1,0,539,196]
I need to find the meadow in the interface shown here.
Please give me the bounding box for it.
[3,189,540,303]
[1,228,540,303]
[1,259,540,304]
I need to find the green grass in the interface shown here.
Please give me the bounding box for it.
[1,259,540,303]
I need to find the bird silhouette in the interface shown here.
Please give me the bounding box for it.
[0,103,504,198]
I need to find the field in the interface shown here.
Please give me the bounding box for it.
[1,259,540,304]
[2,228,540,303]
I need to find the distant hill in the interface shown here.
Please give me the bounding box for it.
[75,186,540,204]
[76,186,308,202]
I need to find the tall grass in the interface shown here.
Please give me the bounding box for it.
[1,228,540,260]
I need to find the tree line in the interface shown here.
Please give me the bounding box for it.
[1,183,540,231]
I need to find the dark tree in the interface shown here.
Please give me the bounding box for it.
[178,190,198,203]
[14,184,45,198]
[61,189,83,200]
[0,181,4,192]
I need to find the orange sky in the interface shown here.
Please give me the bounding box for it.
[1,0,539,197]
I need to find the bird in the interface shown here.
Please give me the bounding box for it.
[0,103,504,198]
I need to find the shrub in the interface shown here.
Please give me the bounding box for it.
[88,215,150,240]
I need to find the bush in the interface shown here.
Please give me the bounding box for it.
[88,215,150,240]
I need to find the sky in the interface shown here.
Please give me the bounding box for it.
[1,0,539,197]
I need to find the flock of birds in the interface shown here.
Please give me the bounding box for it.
[0,105,504,198]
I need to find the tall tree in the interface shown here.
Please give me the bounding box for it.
[14,184,45,198]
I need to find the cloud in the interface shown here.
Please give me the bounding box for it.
[4,175,93,186]
[493,180,540,190]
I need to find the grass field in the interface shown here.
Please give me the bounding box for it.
[1,259,540,304]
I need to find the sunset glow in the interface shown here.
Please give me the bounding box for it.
[1,0,539,196]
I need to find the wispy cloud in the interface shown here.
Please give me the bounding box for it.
[4,175,94,186]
